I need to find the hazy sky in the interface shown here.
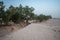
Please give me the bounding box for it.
[0,0,60,18]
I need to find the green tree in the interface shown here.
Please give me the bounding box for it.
[0,1,5,25]
[11,4,24,23]
[23,6,35,23]
[2,5,16,25]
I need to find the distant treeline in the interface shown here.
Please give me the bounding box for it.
[0,1,52,25]
[36,14,52,22]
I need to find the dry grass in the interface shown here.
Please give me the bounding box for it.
[0,22,28,36]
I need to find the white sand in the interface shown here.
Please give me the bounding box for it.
[0,19,60,40]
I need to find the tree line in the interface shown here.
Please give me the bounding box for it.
[0,1,52,25]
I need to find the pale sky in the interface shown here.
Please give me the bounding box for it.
[0,0,60,18]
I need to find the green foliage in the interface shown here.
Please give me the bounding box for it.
[0,1,5,24]
[0,1,52,25]
[23,6,35,23]
[38,14,52,22]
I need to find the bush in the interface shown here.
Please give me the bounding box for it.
[38,14,52,22]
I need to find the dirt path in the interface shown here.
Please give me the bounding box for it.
[0,19,60,40]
